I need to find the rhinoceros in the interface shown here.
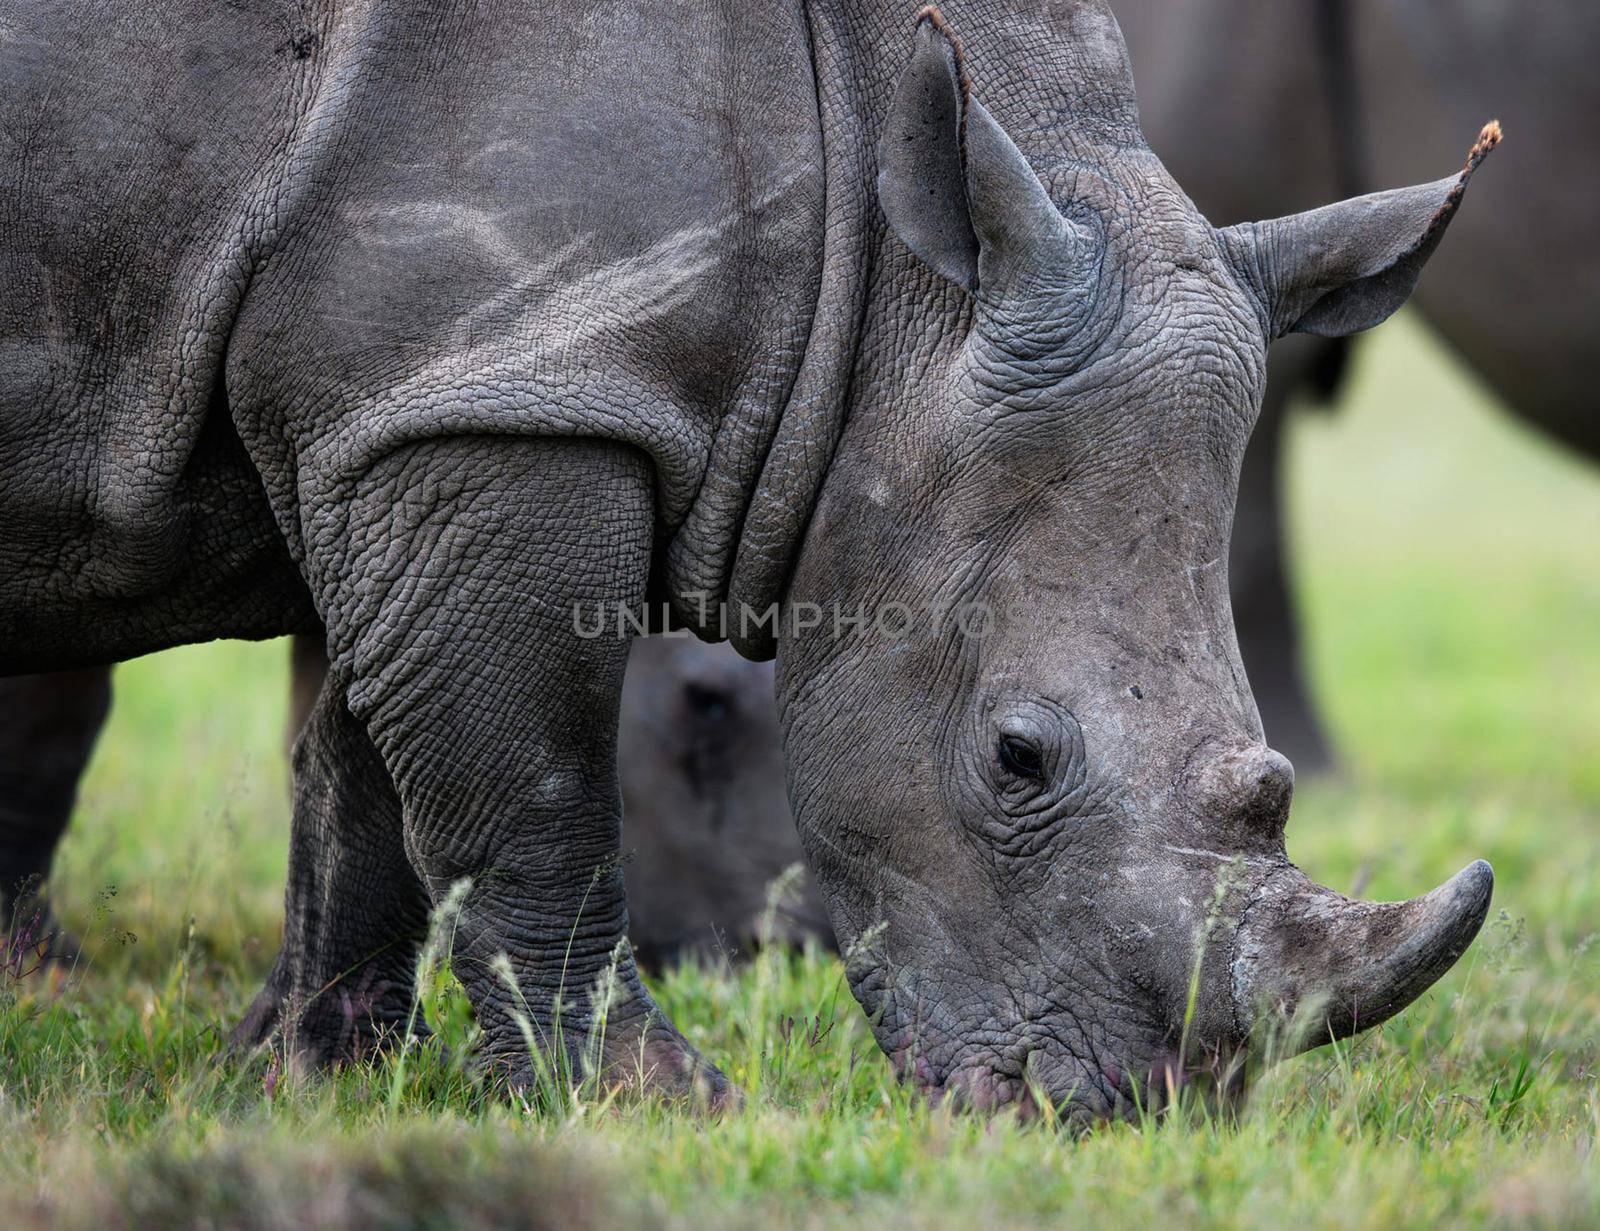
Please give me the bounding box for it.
[0,633,828,967]
[0,0,1496,1117]
[1113,0,1600,771]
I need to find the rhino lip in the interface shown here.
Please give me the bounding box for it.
[885,1019,1146,1123]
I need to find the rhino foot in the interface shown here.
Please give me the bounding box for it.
[231,955,423,1070]
[598,1018,740,1113]
[2,895,81,972]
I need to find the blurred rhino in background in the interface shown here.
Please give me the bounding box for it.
[618,637,833,966]
[0,635,829,966]
[0,666,111,962]
[1112,0,1600,772]
[0,641,326,962]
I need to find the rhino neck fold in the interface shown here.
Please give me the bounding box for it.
[677,1,1146,658]
[705,0,878,658]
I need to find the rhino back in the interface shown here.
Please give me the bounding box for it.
[1,1,827,667]
[225,1,827,599]
[1353,2,1600,453]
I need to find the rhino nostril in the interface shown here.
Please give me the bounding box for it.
[1188,741,1294,834]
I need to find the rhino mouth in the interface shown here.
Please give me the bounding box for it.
[889,1018,1260,1126]
[889,1038,1127,1121]
[848,857,1492,1123]
[884,1027,1250,1125]
[863,967,1174,1123]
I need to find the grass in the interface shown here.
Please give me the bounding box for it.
[3,314,1598,1228]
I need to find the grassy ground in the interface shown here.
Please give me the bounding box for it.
[3,315,1598,1228]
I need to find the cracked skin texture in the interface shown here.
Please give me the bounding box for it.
[0,0,1492,1116]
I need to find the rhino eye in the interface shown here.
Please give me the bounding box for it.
[684,683,731,721]
[997,735,1044,780]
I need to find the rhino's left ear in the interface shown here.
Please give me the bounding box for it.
[877,11,1070,296]
[1221,122,1501,339]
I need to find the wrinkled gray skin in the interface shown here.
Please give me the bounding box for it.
[0,635,827,969]
[0,0,1494,1118]
[1114,0,1600,772]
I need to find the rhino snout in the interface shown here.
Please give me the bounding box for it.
[1183,739,1295,841]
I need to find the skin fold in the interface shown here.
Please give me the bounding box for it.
[0,0,1495,1118]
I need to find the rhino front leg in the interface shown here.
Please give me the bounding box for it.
[234,660,432,1064]
[0,665,113,963]
[310,434,726,1104]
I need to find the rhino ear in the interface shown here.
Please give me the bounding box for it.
[877,13,1067,296]
[1221,122,1501,339]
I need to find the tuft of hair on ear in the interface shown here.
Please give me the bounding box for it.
[1467,118,1504,164]
[914,5,972,146]
[1425,119,1503,237]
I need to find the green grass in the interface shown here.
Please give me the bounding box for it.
[4,315,1598,1228]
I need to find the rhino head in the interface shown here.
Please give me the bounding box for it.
[773,7,1497,1120]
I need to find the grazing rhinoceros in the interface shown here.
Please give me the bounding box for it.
[0,0,1496,1118]
[0,635,827,967]
[1113,0,1600,772]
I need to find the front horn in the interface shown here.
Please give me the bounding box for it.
[1231,860,1494,1052]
